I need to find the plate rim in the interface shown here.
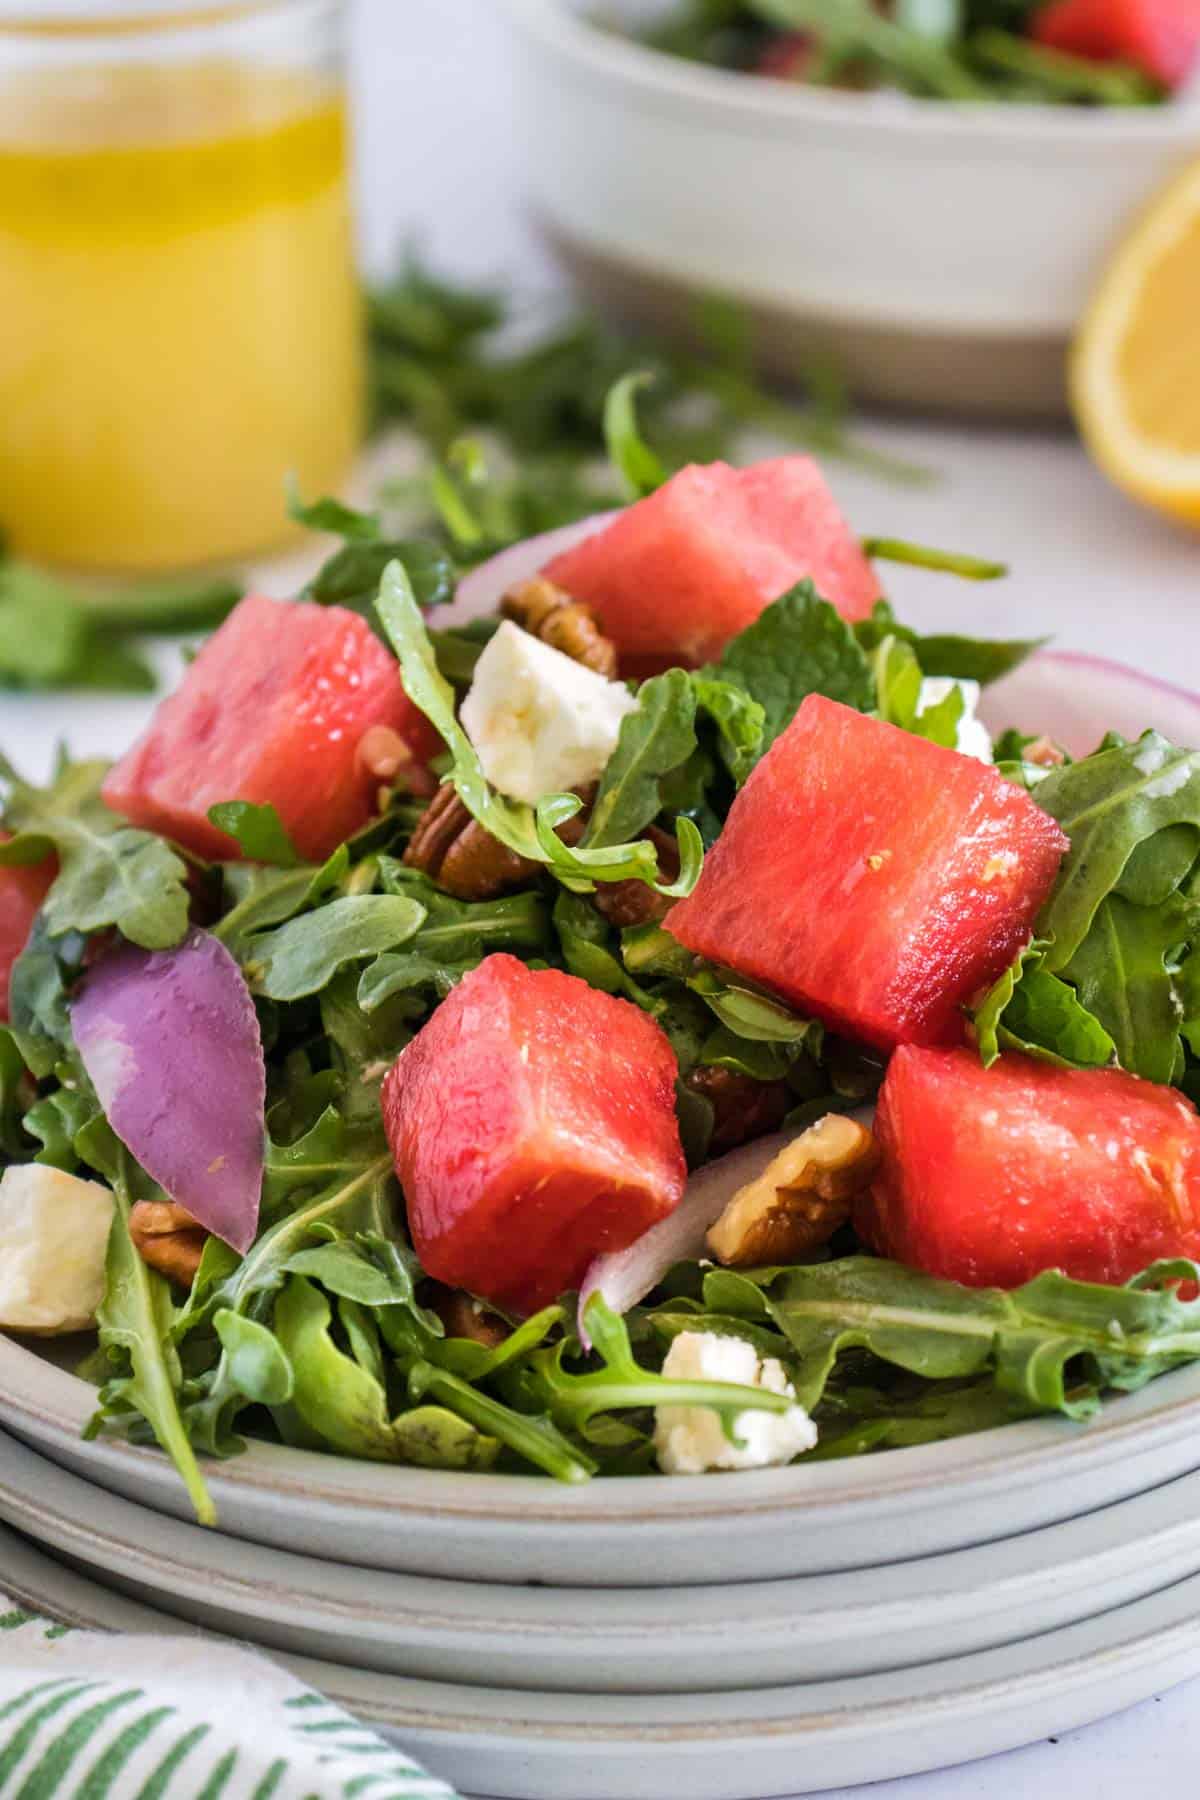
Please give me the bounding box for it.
[5,1331,1200,1528]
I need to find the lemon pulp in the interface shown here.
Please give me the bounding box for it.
[1115,215,1200,456]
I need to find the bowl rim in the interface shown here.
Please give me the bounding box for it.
[5,1329,1200,1527]
[503,0,1200,148]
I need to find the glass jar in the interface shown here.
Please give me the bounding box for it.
[0,0,364,572]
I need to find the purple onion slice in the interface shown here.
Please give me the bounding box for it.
[980,650,1200,761]
[73,929,266,1253]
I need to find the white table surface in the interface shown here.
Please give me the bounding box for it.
[4,2,1199,1795]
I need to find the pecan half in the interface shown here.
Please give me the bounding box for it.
[429,1286,510,1350]
[591,826,680,929]
[1024,735,1067,769]
[129,1200,208,1289]
[502,578,619,678]
[357,725,439,800]
[685,1066,792,1155]
[706,1114,879,1267]
[404,784,539,901]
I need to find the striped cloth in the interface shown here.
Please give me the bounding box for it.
[0,1598,458,1800]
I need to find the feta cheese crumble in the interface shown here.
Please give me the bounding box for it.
[460,619,638,806]
[917,677,993,764]
[654,1330,818,1475]
[0,1164,114,1335]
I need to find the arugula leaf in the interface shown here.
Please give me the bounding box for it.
[377,861,549,961]
[692,1254,1200,1420]
[533,1295,794,1439]
[211,851,349,960]
[306,539,457,617]
[604,371,670,499]
[244,895,428,1002]
[207,802,299,868]
[855,601,1042,687]
[973,945,1115,1069]
[1035,734,1200,969]
[318,970,416,1125]
[687,965,823,1052]
[1116,826,1200,906]
[712,584,875,758]
[274,1276,414,1462]
[0,756,189,951]
[553,891,656,1005]
[690,675,766,786]
[77,1118,214,1527]
[860,537,1007,580]
[7,920,85,1077]
[287,487,381,539]
[0,1030,32,1158]
[24,1084,93,1170]
[585,670,698,847]
[1061,894,1196,1085]
[213,1310,294,1407]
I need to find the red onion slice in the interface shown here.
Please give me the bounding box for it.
[445,511,617,627]
[73,929,266,1254]
[980,650,1200,761]
[577,1132,794,1346]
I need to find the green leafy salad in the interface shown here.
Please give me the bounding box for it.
[622,0,1178,104]
[2,383,1200,1529]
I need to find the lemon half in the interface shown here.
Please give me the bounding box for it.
[1072,156,1200,525]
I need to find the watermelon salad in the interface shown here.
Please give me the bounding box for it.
[3,447,1200,1524]
[632,0,1200,104]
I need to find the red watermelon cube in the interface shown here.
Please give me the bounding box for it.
[381,953,687,1314]
[543,457,880,673]
[1032,0,1200,86]
[0,844,56,1023]
[103,595,436,864]
[666,696,1068,1052]
[858,1045,1200,1287]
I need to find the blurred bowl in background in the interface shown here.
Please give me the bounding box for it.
[501,0,1200,419]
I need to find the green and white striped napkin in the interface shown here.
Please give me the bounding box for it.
[0,1596,459,1800]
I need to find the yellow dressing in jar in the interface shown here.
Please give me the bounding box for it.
[0,25,363,571]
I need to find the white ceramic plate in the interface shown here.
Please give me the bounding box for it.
[5,1335,1200,1587]
[6,1516,1200,1800]
[5,1427,1200,1694]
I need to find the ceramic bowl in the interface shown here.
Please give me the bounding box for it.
[500,0,1200,417]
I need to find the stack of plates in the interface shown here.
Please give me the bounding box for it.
[3,1335,1200,1798]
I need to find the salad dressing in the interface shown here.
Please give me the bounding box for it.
[0,60,363,571]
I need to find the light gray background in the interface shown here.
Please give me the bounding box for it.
[4,3,1199,1795]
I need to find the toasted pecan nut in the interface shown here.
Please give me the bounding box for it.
[592,825,681,929]
[1024,735,1068,769]
[129,1200,207,1289]
[707,1114,879,1267]
[502,578,619,679]
[430,1286,510,1350]
[403,784,539,901]
[592,880,674,930]
[685,1066,792,1155]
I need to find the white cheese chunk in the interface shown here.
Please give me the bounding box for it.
[654,1330,818,1475]
[0,1164,114,1335]
[916,677,993,764]
[460,619,638,806]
